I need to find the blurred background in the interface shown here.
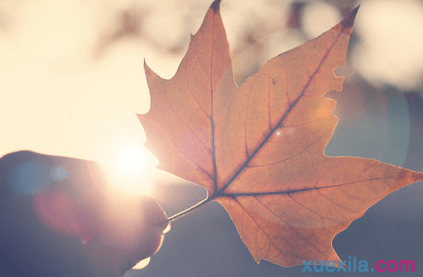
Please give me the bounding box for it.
[1,0,423,276]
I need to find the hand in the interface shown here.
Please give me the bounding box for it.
[84,195,169,276]
[0,151,168,277]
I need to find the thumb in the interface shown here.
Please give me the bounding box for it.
[85,195,168,276]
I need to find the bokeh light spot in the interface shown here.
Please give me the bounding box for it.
[354,0,423,89]
[302,2,341,38]
[8,161,49,194]
[49,165,68,181]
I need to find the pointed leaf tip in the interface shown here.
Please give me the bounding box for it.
[342,6,359,29]
[210,0,222,12]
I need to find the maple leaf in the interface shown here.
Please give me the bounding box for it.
[138,0,423,267]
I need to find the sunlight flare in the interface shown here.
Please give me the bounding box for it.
[102,146,159,196]
[118,147,147,172]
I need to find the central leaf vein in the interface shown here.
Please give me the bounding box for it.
[216,25,347,195]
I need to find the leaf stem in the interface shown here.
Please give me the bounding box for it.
[155,197,213,226]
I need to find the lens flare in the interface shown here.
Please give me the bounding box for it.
[118,147,146,172]
[103,146,159,196]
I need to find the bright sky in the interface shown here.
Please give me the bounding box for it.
[1,0,423,195]
[354,0,423,89]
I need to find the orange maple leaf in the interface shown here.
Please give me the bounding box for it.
[138,0,423,267]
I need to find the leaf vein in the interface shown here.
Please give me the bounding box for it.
[219,22,347,193]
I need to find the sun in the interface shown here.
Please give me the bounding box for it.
[119,147,149,172]
[102,146,159,196]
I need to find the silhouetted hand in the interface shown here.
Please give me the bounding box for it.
[0,151,168,277]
